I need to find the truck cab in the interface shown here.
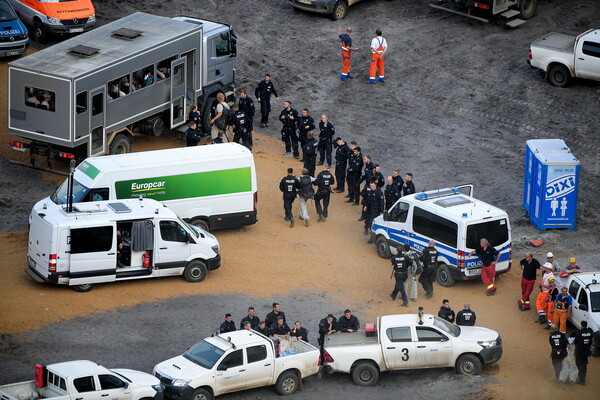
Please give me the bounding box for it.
[0,0,28,57]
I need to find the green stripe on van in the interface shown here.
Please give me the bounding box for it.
[114,168,252,201]
[78,161,101,180]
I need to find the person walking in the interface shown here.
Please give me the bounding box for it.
[438,299,455,323]
[346,146,363,205]
[549,325,568,382]
[419,240,439,298]
[313,164,335,222]
[279,168,300,228]
[469,238,500,296]
[238,89,255,148]
[404,244,423,302]
[303,132,318,177]
[369,29,387,84]
[296,109,315,162]
[338,27,359,81]
[279,101,299,158]
[390,246,410,307]
[456,304,477,326]
[255,74,279,127]
[297,168,315,227]
[362,181,384,237]
[574,321,594,385]
[209,92,230,141]
[552,287,573,334]
[317,115,335,166]
[519,252,541,311]
[333,137,351,192]
[384,176,401,210]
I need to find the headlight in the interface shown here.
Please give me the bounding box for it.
[88,14,96,22]
[172,378,190,387]
[478,340,497,348]
[47,17,61,25]
[211,245,219,254]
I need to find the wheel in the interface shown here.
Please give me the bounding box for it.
[201,98,215,133]
[352,362,379,386]
[436,263,455,287]
[275,371,300,395]
[33,20,48,43]
[183,260,208,283]
[191,218,210,232]
[108,133,132,155]
[375,236,391,259]
[455,354,483,375]
[519,0,537,20]
[548,64,571,88]
[145,116,165,136]
[330,1,348,21]
[72,283,94,292]
[189,388,212,400]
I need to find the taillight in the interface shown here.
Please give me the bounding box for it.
[59,152,75,159]
[473,2,490,10]
[49,254,57,273]
[253,191,258,211]
[457,250,466,269]
[35,364,45,388]
[318,351,334,365]
[528,49,532,60]
[9,141,24,148]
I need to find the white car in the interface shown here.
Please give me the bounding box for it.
[566,272,600,355]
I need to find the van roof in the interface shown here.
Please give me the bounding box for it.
[48,360,111,377]
[9,13,200,79]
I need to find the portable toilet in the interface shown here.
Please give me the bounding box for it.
[523,139,570,214]
[529,151,579,230]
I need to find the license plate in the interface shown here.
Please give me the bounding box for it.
[11,145,26,152]
[4,51,19,56]
[298,0,311,4]
[467,268,481,276]
[28,256,36,268]
[69,28,84,33]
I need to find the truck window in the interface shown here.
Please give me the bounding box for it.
[133,65,154,89]
[25,86,55,112]
[71,226,113,254]
[413,206,458,248]
[157,56,176,81]
[386,327,411,342]
[48,372,67,391]
[568,280,580,299]
[416,327,445,342]
[247,345,267,363]
[108,75,130,101]
[99,375,127,390]
[591,292,600,313]
[82,188,110,202]
[577,289,588,309]
[51,178,91,205]
[219,349,243,369]
[466,219,509,249]
[582,41,600,58]
[73,376,96,393]
[76,91,87,115]
[389,201,409,223]
[215,33,231,57]
[160,221,188,243]
[92,92,103,116]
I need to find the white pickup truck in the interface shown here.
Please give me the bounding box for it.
[153,330,320,400]
[528,29,600,87]
[565,272,600,356]
[0,360,162,400]
[321,312,502,386]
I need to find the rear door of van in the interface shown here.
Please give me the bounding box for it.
[28,211,54,279]
[68,224,117,286]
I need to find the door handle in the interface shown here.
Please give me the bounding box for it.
[239,369,245,372]
[578,57,584,60]
[160,247,168,250]
[386,347,396,349]
[108,252,115,255]
[101,395,109,397]
[264,363,271,366]
[76,398,83,400]
[417,346,426,348]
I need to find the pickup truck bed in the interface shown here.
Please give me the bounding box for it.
[325,332,378,347]
[531,33,575,54]
[0,381,67,400]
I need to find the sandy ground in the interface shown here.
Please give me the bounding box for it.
[1,0,600,399]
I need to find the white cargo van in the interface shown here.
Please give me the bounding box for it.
[32,143,257,231]
[27,198,220,292]
[371,187,512,287]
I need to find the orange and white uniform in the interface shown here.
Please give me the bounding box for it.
[339,33,353,80]
[536,271,554,319]
[369,35,387,83]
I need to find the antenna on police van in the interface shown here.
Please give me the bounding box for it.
[67,159,76,213]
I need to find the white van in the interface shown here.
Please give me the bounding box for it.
[32,143,257,231]
[370,187,512,287]
[27,198,220,292]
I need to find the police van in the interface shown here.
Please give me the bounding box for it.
[0,0,28,57]
[27,198,220,292]
[370,186,512,287]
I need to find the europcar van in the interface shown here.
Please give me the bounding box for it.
[0,0,28,57]
[32,143,257,231]
[371,186,512,287]
[27,198,220,292]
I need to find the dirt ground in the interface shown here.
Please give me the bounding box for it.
[1,0,600,399]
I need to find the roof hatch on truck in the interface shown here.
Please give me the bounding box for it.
[69,45,100,57]
[111,27,143,40]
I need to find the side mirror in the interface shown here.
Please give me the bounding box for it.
[441,336,449,342]
[579,304,588,311]
[383,211,389,221]
[123,383,129,389]
[217,364,228,371]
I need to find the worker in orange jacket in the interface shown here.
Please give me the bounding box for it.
[536,262,554,324]
[544,278,559,330]
[339,27,359,81]
[369,29,387,84]
[552,287,573,334]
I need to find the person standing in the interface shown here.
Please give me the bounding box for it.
[419,240,439,298]
[265,302,287,329]
[185,121,201,147]
[290,321,309,342]
[456,304,477,326]
[296,109,315,161]
[469,238,500,296]
[362,181,384,237]
[438,299,455,323]
[303,132,318,177]
[279,101,300,158]
[240,306,260,330]
[318,314,338,362]
[338,27,359,80]
[574,321,593,385]
[238,89,255,148]
[552,287,573,334]
[392,169,404,193]
[519,252,541,311]
[230,104,251,149]
[544,278,560,330]
[255,74,279,127]
[390,246,410,307]
[369,29,387,84]
[536,262,555,324]
[560,332,579,385]
[317,115,335,166]
[404,244,423,302]
[219,314,236,333]
[297,168,316,227]
[402,173,416,196]
[346,146,364,205]
[187,104,201,125]
[313,164,335,222]
[209,92,230,141]
[546,251,561,273]
[333,137,351,192]
[384,176,401,210]
[279,168,300,228]
[549,325,568,382]
[338,309,360,332]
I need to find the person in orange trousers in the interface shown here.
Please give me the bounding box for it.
[338,27,359,80]
[369,29,387,84]
[536,262,554,323]
[544,279,559,330]
[552,286,573,334]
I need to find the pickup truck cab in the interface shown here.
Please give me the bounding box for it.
[0,360,163,400]
[529,29,600,87]
[289,0,365,21]
[154,330,320,400]
[566,272,600,356]
[322,312,502,386]
[0,0,28,57]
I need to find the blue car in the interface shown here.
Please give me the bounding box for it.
[0,0,28,57]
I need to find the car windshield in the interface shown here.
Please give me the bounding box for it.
[591,291,600,313]
[0,1,17,22]
[183,340,225,370]
[50,178,91,205]
[466,218,510,249]
[433,316,461,337]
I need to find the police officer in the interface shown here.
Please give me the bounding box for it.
[575,321,594,385]
[392,169,404,193]
[219,313,236,333]
[456,303,477,326]
[346,146,363,205]
[317,115,335,166]
[279,101,299,158]
[318,314,338,362]
[333,138,351,192]
[255,320,269,336]
[265,302,287,329]
[255,74,279,127]
[231,104,251,150]
[358,155,374,190]
[240,306,260,330]
[362,180,384,237]
[185,121,201,147]
[279,168,300,228]
[384,176,401,210]
[390,246,409,307]
[419,240,439,298]
[296,109,315,162]
[338,309,360,332]
[549,325,568,381]
[238,89,255,148]
[313,164,335,222]
[303,132,318,177]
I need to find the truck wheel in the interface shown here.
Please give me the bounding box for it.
[376,236,392,259]
[548,64,571,87]
[519,0,537,20]
[436,263,455,287]
[143,116,165,136]
[201,99,215,133]
[184,260,208,283]
[33,20,48,43]
[275,371,300,395]
[330,1,348,21]
[191,218,210,232]
[456,354,483,375]
[109,133,132,155]
[190,388,212,400]
[72,283,94,292]
[351,362,379,386]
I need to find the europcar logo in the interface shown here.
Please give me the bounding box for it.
[545,175,576,199]
[131,181,166,192]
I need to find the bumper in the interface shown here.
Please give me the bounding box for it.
[25,262,61,284]
[206,254,221,271]
[450,260,512,282]
[45,22,95,34]
[479,344,503,365]
[161,384,194,400]
[0,39,29,57]
[289,0,334,14]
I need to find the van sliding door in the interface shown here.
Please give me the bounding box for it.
[69,225,117,286]
[170,58,187,129]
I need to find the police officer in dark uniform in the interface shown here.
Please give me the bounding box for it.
[333,138,350,192]
[456,304,477,326]
[338,309,360,332]
[185,121,201,147]
[240,306,260,330]
[265,302,287,330]
[279,101,299,158]
[358,155,374,190]
[230,104,251,150]
[318,314,338,362]
[219,314,236,333]
[362,181,384,237]
[255,321,269,336]
[392,169,404,194]
[549,325,568,381]
[313,164,335,222]
[390,247,409,307]
[279,168,300,228]
[303,132,318,177]
[346,146,363,205]
[575,321,594,385]
[254,74,279,127]
[238,89,255,148]
[296,109,315,162]
[419,240,439,298]
[317,115,335,166]
[384,176,401,210]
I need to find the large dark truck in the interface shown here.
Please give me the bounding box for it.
[8,12,236,172]
[430,0,538,27]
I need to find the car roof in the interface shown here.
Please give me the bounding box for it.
[573,273,600,292]
[207,330,269,350]
[47,360,111,377]
[379,314,437,329]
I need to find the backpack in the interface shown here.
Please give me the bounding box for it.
[299,176,314,200]
[408,251,423,276]
[215,104,231,130]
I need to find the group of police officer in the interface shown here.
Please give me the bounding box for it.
[390,241,439,307]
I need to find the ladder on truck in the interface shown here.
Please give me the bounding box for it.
[429,0,528,28]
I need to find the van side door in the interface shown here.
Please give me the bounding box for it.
[575,38,600,80]
[568,279,587,329]
[69,225,117,286]
[385,200,411,248]
[155,220,191,274]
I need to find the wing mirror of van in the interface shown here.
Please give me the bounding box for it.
[383,211,389,221]
[217,364,228,371]
[441,335,449,342]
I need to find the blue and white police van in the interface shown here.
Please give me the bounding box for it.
[0,0,28,57]
[370,186,512,287]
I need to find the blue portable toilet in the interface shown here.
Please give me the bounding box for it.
[523,139,571,214]
[529,151,580,230]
